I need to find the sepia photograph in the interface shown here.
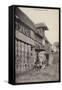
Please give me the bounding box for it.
[15,6,60,84]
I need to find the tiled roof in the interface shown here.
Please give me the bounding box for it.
[16,7,36,31]
[35,23,48,30]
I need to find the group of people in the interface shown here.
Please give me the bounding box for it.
[33,51,53,72]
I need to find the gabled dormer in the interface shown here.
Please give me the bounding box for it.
[35,23,48,37]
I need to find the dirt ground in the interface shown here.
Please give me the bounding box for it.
[16,53,59,83]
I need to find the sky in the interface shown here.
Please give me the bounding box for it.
[19,7,59,44]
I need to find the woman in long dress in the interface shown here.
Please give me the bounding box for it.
[38,51,46,69]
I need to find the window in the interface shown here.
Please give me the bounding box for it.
[19,24,23,33]
[42,39,45,46]
[26,28,30,37]
[31,30,35,39]
[16,22,20,30]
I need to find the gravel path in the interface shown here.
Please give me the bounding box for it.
[16,63,59,83]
